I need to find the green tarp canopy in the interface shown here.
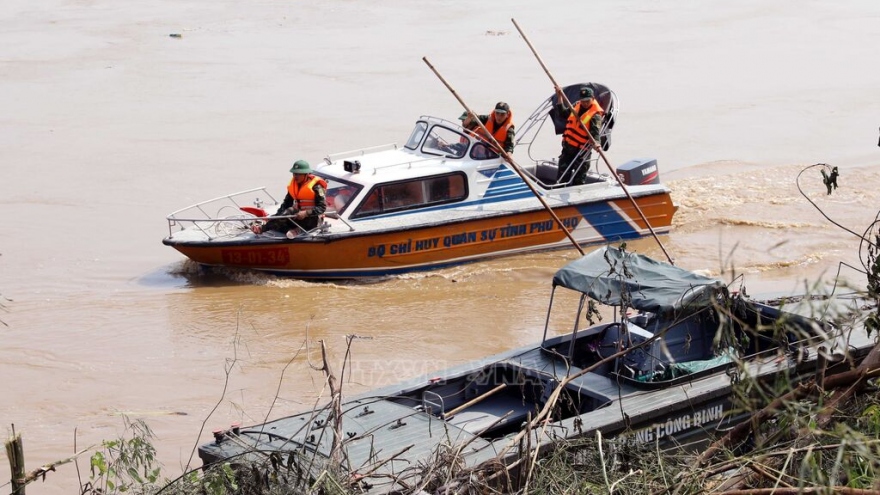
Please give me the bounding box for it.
[552,246,725,315]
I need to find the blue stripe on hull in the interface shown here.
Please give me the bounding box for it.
[575,201,642,241]
[484,166,530,197]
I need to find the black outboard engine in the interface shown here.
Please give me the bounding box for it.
[617,158,660,185]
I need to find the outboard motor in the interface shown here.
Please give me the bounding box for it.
[617,158,660,186]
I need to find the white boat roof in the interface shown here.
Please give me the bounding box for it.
[314,116,498,186]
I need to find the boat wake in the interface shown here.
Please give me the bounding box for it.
[714,218,816,229]
[689,252,828,279]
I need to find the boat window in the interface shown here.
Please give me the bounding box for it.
[404,121,428,150]
[424,176,450,202]
[383,181,425,209]
[326,185,358,214]
[421,126,469,159]
[470,142,500,160]
[352,172,468,218]
[359,189,382,215]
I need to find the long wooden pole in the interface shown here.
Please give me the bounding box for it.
[422,57,585,256]
[511,18,675,265]
[443,383,507,419]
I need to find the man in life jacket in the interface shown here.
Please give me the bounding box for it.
[556,87,604,185]
[474,102,515,154]
[455,110,485,147]
[450,111,486,156]
[252,159,327,236]
[458,110,484,134]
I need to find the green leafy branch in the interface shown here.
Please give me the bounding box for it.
[83,417,162,494]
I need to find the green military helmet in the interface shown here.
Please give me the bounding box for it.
[290,159,312,174]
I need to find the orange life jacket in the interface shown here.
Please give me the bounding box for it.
[563,99,604,149]
[287,175,328,210]
[482,110,514,148]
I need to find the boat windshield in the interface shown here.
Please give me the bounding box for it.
[404,121,428,150]
[421,125,469,159]
[317,175,361,214]
[404,121,475,159]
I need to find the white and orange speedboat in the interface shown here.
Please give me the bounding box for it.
[162,83,677,279]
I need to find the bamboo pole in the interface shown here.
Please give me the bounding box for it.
[511,18,675,265]
[443,383,507,419]
[422,57,585,256]
[3,426,92,494]
[6,425,25,495]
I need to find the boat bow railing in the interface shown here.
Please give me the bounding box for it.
[165,187,280,239]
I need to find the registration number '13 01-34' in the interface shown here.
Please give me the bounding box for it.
[221,248,289,266]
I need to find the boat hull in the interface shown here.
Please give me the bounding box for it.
[164,192,675,278]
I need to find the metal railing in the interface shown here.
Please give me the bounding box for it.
[165,187,279,238]
[165,187,357,240]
